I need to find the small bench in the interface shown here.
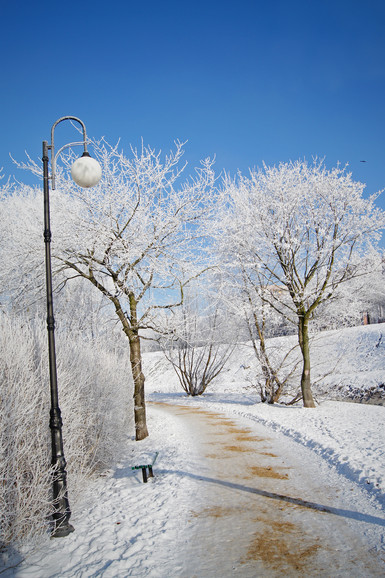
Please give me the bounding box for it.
[131,451,159,483]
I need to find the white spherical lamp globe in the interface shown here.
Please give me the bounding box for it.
[71,153,102,188]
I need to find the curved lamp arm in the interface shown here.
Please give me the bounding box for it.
[48,116,102,190]
[49,116,92,190]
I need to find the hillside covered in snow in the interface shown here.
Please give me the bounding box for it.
[144,322,385,406]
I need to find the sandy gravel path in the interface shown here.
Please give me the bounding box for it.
[155,402,385,577]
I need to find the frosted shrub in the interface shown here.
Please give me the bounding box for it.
[0,313,133,548]
[0,315,52,547]
[160,306,235,396]
[55,328,133,495]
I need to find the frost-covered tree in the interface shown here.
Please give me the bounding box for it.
[215,160,385,407]
[1,140,216,439]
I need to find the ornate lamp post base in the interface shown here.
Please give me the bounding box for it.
[51,519,75,538]
[49,407,75,538]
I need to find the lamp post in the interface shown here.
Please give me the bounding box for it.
[42,116,102,537]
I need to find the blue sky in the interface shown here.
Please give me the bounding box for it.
[2,0,385,206]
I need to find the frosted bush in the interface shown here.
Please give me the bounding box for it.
[0,313,133,548]
[0,315,51,547]
[55,327,133,496]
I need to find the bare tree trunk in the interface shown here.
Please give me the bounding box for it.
[298,314,316,408]
[127,294,148,440]
[111,292,149,440]
[129,331,148,440]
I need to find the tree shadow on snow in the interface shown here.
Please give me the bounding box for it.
[159,469,385,528]
[0,545,25,576]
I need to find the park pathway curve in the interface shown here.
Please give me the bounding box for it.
[153,402,385,577]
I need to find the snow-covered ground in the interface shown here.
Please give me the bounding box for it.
[1,324,385,576]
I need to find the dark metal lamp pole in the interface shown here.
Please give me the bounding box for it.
[42,116,101,537]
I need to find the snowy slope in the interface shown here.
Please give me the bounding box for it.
[144,322,385,404]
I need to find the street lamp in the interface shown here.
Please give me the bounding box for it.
[42,116,102,537]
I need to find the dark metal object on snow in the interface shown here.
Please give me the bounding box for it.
[132,452,159,483]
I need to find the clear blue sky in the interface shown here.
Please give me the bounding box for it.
[2,0,385,206]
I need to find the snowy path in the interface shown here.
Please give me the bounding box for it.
[3,402,385,577]
[153,403,385,576]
